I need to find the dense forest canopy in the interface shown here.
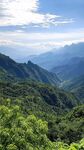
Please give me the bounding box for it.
[0,78,84,149]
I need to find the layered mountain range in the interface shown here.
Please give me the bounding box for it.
[30,42,84,70]
[27,42,84,104]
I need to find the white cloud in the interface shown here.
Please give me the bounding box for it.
[0,39,14,45]
[0,0,74,27]
[0,29,84,54]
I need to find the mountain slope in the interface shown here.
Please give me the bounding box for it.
[0,53,60,85]
[0,80,79,115]
[62,75,84,103]
[51,57,84,80]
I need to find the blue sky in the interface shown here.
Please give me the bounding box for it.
[0,0,84,58]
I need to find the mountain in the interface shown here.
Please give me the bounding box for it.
[30,42,84,70]
[0,49,84,147]
[0,80,79,115]
[51,57,84,80]
[62,75,84,103]
[0,53,60,85]
[62,75,84,90]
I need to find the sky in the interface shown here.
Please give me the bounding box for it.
[0,0,84,58]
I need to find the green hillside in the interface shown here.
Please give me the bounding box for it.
[0,53,60,86]
[0,80,78,115]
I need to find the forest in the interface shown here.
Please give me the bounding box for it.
[0,79,84,150]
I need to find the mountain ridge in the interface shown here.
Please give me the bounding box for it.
[30,42,84,70]
[0,53,60,86]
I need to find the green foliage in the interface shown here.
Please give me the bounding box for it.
[0,80,83,144]
[48,104,84,144]
[0,103,53,150]
[0,80,78,115]
[0,101,84,150]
